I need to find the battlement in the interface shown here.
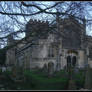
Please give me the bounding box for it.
[25,19,50,37]
[27,19,49,27]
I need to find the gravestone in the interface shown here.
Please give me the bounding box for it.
[2,66,6,73]
[56,63,61,71]
[48,62,54,77]
[43,64,48,73]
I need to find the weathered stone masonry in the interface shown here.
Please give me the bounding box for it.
[6,17,92,71]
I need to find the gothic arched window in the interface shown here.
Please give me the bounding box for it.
[48,45,54,57]
[72,56,76,67]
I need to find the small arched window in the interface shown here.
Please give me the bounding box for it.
[72,56,76,67]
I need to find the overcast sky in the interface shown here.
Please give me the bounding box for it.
[0,1,92,36]
[0,1,92,48]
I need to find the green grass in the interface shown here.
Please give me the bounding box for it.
[23,70,69,90]
[15,69,86,90]
[24,69,86,90]
[0,69,86,90]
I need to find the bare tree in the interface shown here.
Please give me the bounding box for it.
[0,1,91,48]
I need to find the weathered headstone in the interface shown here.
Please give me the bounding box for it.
[48,62,54,77]
[43,64,48,73]
[56,63,61,71]
[2,66,6,73]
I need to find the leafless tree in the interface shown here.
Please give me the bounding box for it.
[0,1,92,48]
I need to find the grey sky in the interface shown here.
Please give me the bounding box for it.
[0,1,92,48]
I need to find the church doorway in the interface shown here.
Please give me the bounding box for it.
[67,56,77,68]
[48,62,54,76]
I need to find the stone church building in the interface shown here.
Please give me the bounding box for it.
[6,16,92,71]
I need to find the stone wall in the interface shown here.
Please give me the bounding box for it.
[88,59,92,68]
[77,50,85,68]
[30,58,56,70]
[6,17,90,71]
[60,49,86,69]
[25,19,49,38]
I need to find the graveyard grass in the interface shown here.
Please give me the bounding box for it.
[23,69,69,90]
[23,69,85,90]
[0,69,85,90]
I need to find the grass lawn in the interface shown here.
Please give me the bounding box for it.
[23,69,69,90]
[0,69,86,90]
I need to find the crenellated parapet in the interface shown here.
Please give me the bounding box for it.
[25,19,49,37]
[28,19,49,25]
[26,19,49,29]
